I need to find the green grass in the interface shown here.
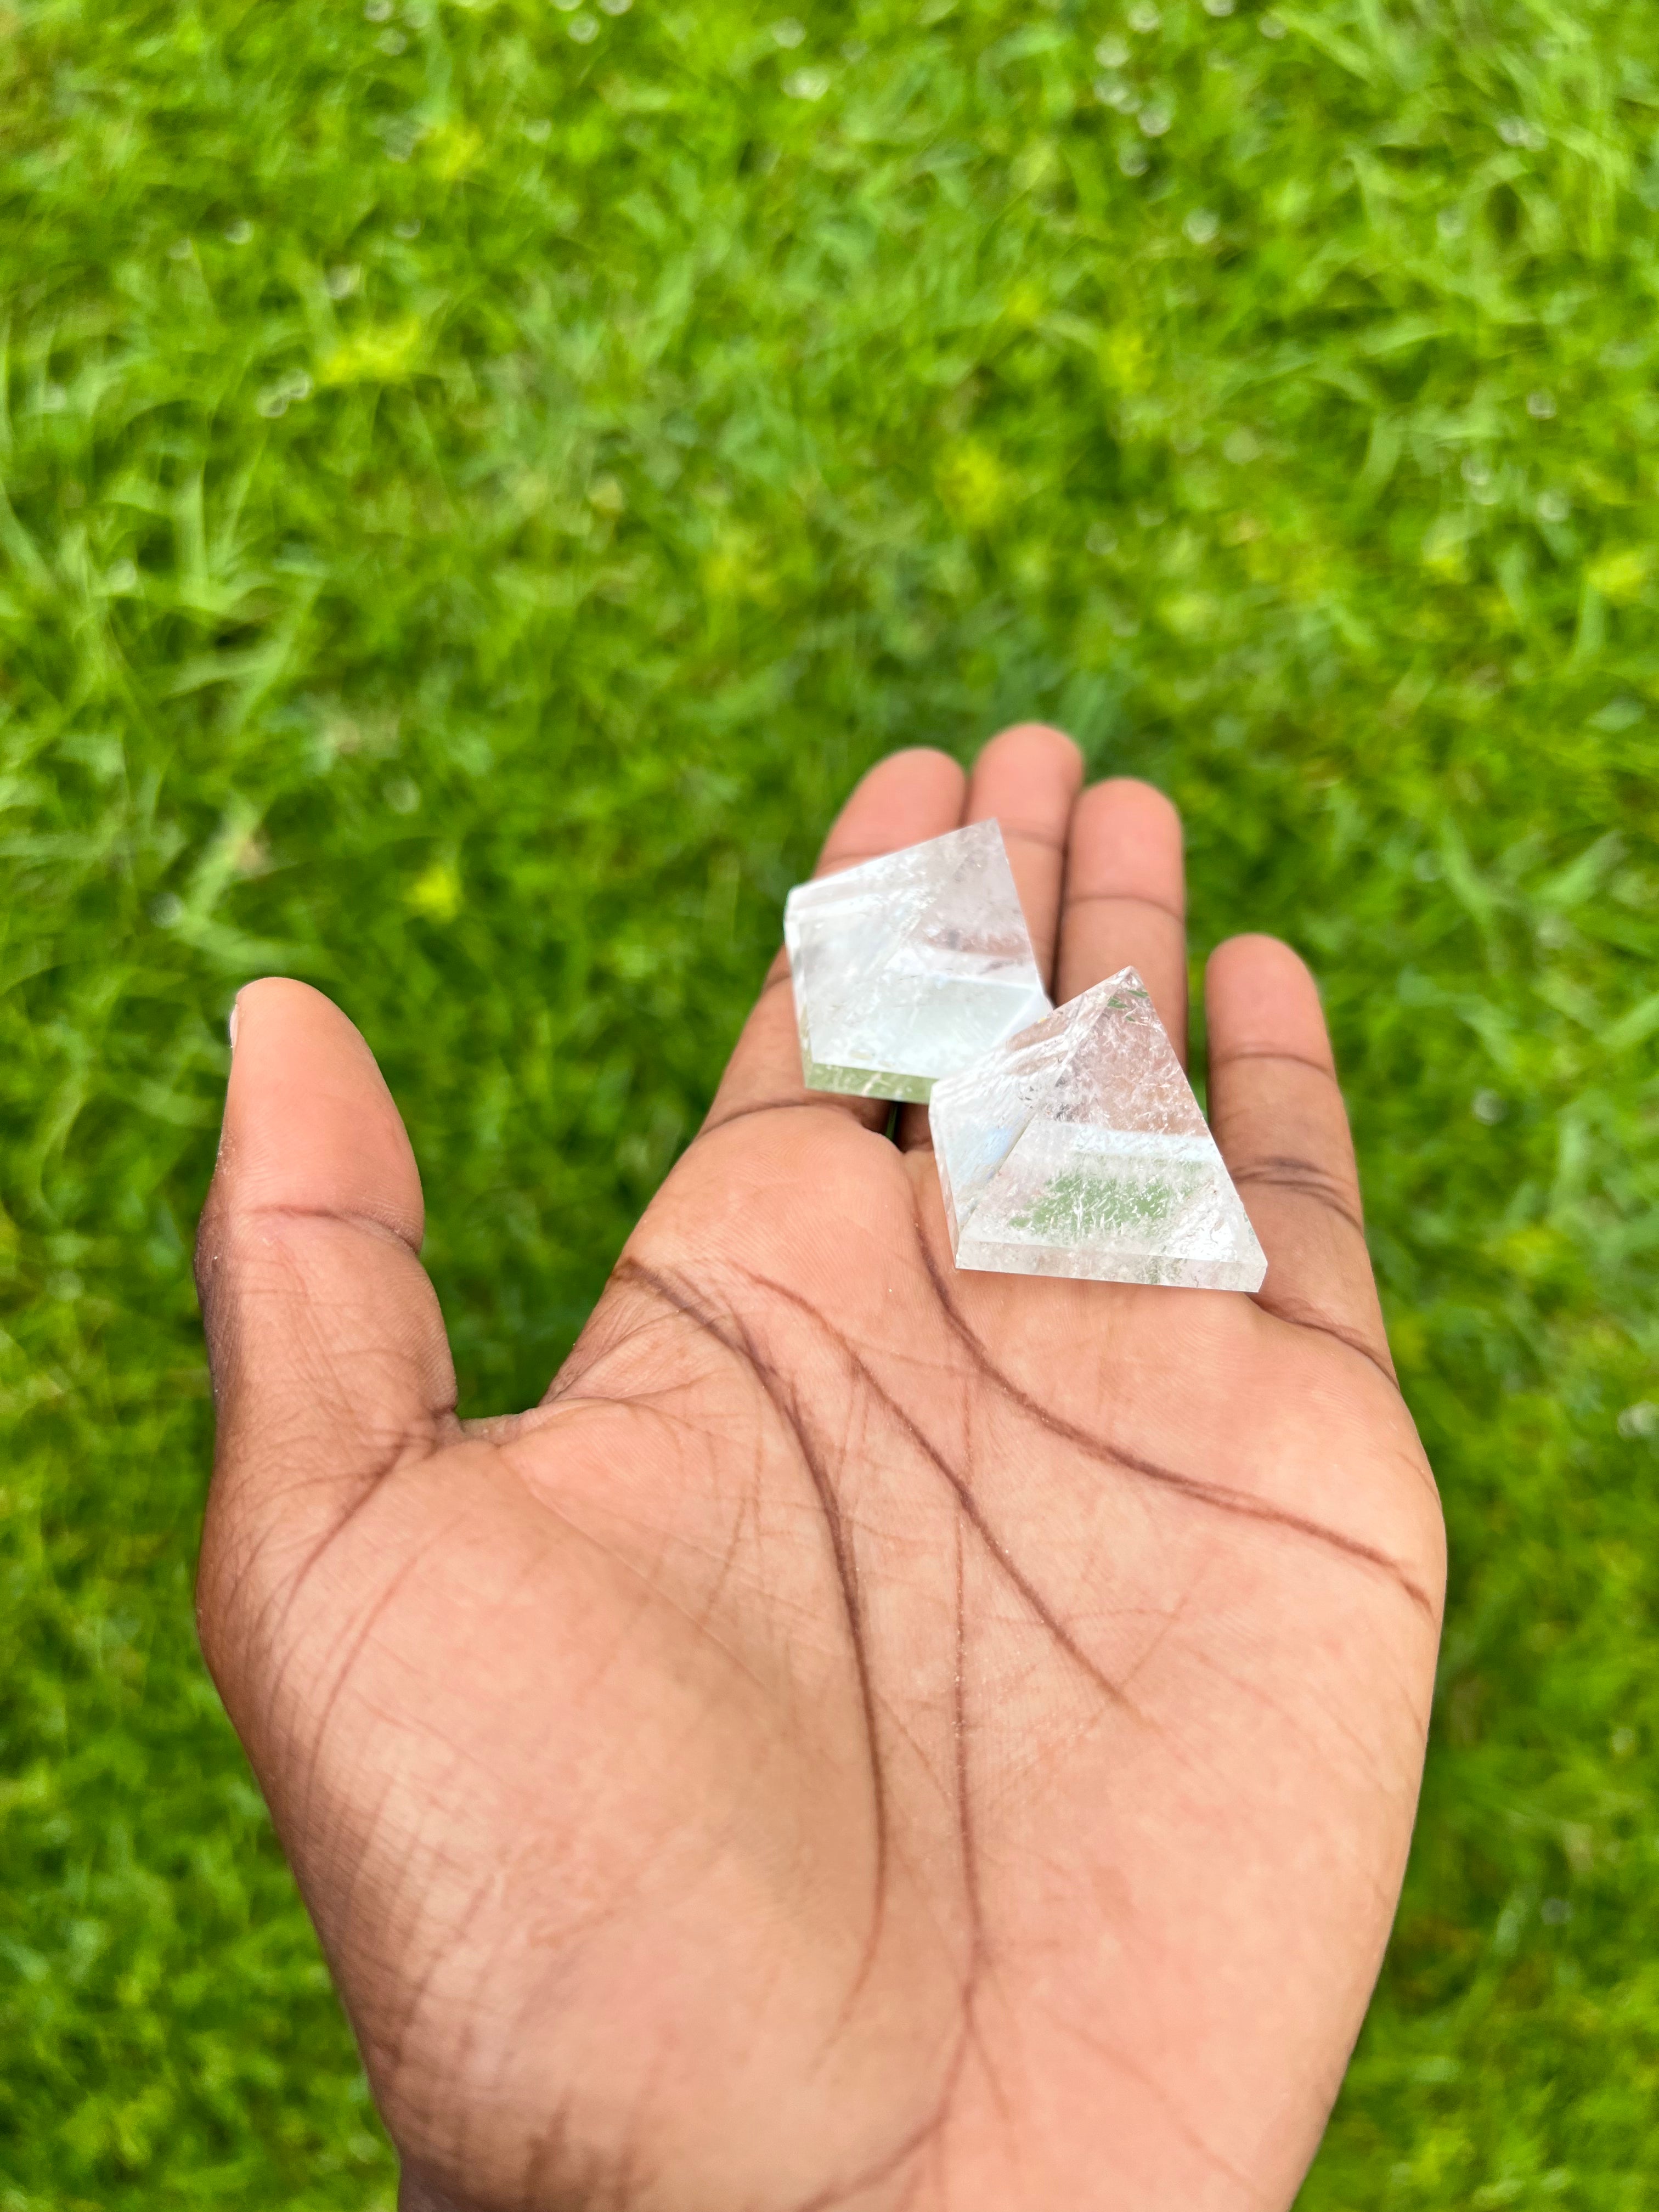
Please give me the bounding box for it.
[2,0,1657,2199]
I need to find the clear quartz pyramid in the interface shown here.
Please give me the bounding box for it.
[930,967,1268,1291]
[785,821,1052,1102]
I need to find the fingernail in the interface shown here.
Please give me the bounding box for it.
[228,997,241,1050]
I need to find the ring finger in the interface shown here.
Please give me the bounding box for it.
[1053,777,1188,1059]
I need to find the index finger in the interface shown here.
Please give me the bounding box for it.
[701,748,967,1137]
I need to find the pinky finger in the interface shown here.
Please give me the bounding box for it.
[1204,936,1395,1382]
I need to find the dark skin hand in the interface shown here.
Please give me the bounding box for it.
[195,726,1444,2212]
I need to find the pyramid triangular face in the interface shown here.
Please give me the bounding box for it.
[929,968,1268,1290]
[785,821,1051,1102]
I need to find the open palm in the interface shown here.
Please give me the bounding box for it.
[196,727,1443,2212]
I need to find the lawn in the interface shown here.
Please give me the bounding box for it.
[2,0,1658,2200]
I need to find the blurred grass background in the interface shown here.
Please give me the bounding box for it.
[1,0,1657,2200]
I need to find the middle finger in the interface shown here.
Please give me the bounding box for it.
[898,721,1082,1151]
[960,721,1085,992]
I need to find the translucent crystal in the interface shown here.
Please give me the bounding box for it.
[785,821,1051,1102]
[930,967,1267,1291]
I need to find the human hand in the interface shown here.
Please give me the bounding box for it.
[195,725,1443,2212]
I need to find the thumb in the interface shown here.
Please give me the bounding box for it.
[195,979,457,1700]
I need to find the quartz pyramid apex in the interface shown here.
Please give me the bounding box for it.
[929,967,1266,1291]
